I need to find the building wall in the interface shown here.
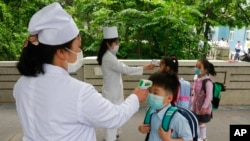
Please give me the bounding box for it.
[1,58,250,106]
[218,26,230,40]
[214,26,249,52]
[229,27,247,51]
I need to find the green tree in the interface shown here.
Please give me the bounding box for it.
[1,0,250,61]
[0,0,55,60]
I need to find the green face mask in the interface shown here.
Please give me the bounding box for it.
[194,68,201,75]
[146,93,165,110]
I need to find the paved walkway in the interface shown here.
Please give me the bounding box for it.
[1,104,250,141]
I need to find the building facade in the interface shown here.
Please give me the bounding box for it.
[212,26,249,52]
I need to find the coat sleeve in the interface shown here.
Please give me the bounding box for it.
[103,52,143,75]
[77,84,140,128]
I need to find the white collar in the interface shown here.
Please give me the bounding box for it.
[43,64,69,76]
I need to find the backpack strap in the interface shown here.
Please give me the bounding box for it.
[143,108,153,124]
[162,106,178,131]
[201,78,212,94]
[143,108,154,141]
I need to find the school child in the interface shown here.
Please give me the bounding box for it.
[158,57,191,109]
[234,41,242,60]
[191,59,216,141]
[138,72,193,141]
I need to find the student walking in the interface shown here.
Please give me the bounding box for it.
[234,41,242,60]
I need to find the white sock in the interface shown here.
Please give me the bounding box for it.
[199,124,206,139]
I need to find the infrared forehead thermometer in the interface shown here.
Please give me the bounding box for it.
[138,79,152,89]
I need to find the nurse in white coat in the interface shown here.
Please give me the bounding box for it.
[13,3,148,141]
[97,26,155,141]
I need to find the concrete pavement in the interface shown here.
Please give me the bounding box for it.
[1,103,250,141]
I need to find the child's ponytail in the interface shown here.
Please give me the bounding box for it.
[208,62,216,76]
[161,56,179,76]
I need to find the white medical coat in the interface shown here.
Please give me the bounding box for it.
[13,64,140,141]
[101,51,143,104]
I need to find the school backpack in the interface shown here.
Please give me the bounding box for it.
[143,106,199,141]
[177,78,191,109]
[201,79,226,110]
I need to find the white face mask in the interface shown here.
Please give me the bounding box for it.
[110,45,119,54]
[65,48,84,73]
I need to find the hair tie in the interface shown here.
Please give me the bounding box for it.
[24,35,39,47]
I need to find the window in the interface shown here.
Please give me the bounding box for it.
[229,31,234,41]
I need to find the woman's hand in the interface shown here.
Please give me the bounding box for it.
[143,64,155,70]
[133,88,148,103]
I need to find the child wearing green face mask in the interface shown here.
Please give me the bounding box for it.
[138,72,193,141]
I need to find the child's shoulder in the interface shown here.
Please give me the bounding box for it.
[179,77,190,83]
[194,75,211,82]
[169,111,190,131]
[171,111,187,121]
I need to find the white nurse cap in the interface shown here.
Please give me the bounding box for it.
[103,26,118,39]
[28,2,79,45]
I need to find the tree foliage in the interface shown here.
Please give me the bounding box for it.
[1,0,250,61]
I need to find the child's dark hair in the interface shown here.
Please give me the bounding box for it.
[148,72,179,96]
[160,56,179,76]
[198,59,216,76]
[97,38,118,65]
[17,40,74,77]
